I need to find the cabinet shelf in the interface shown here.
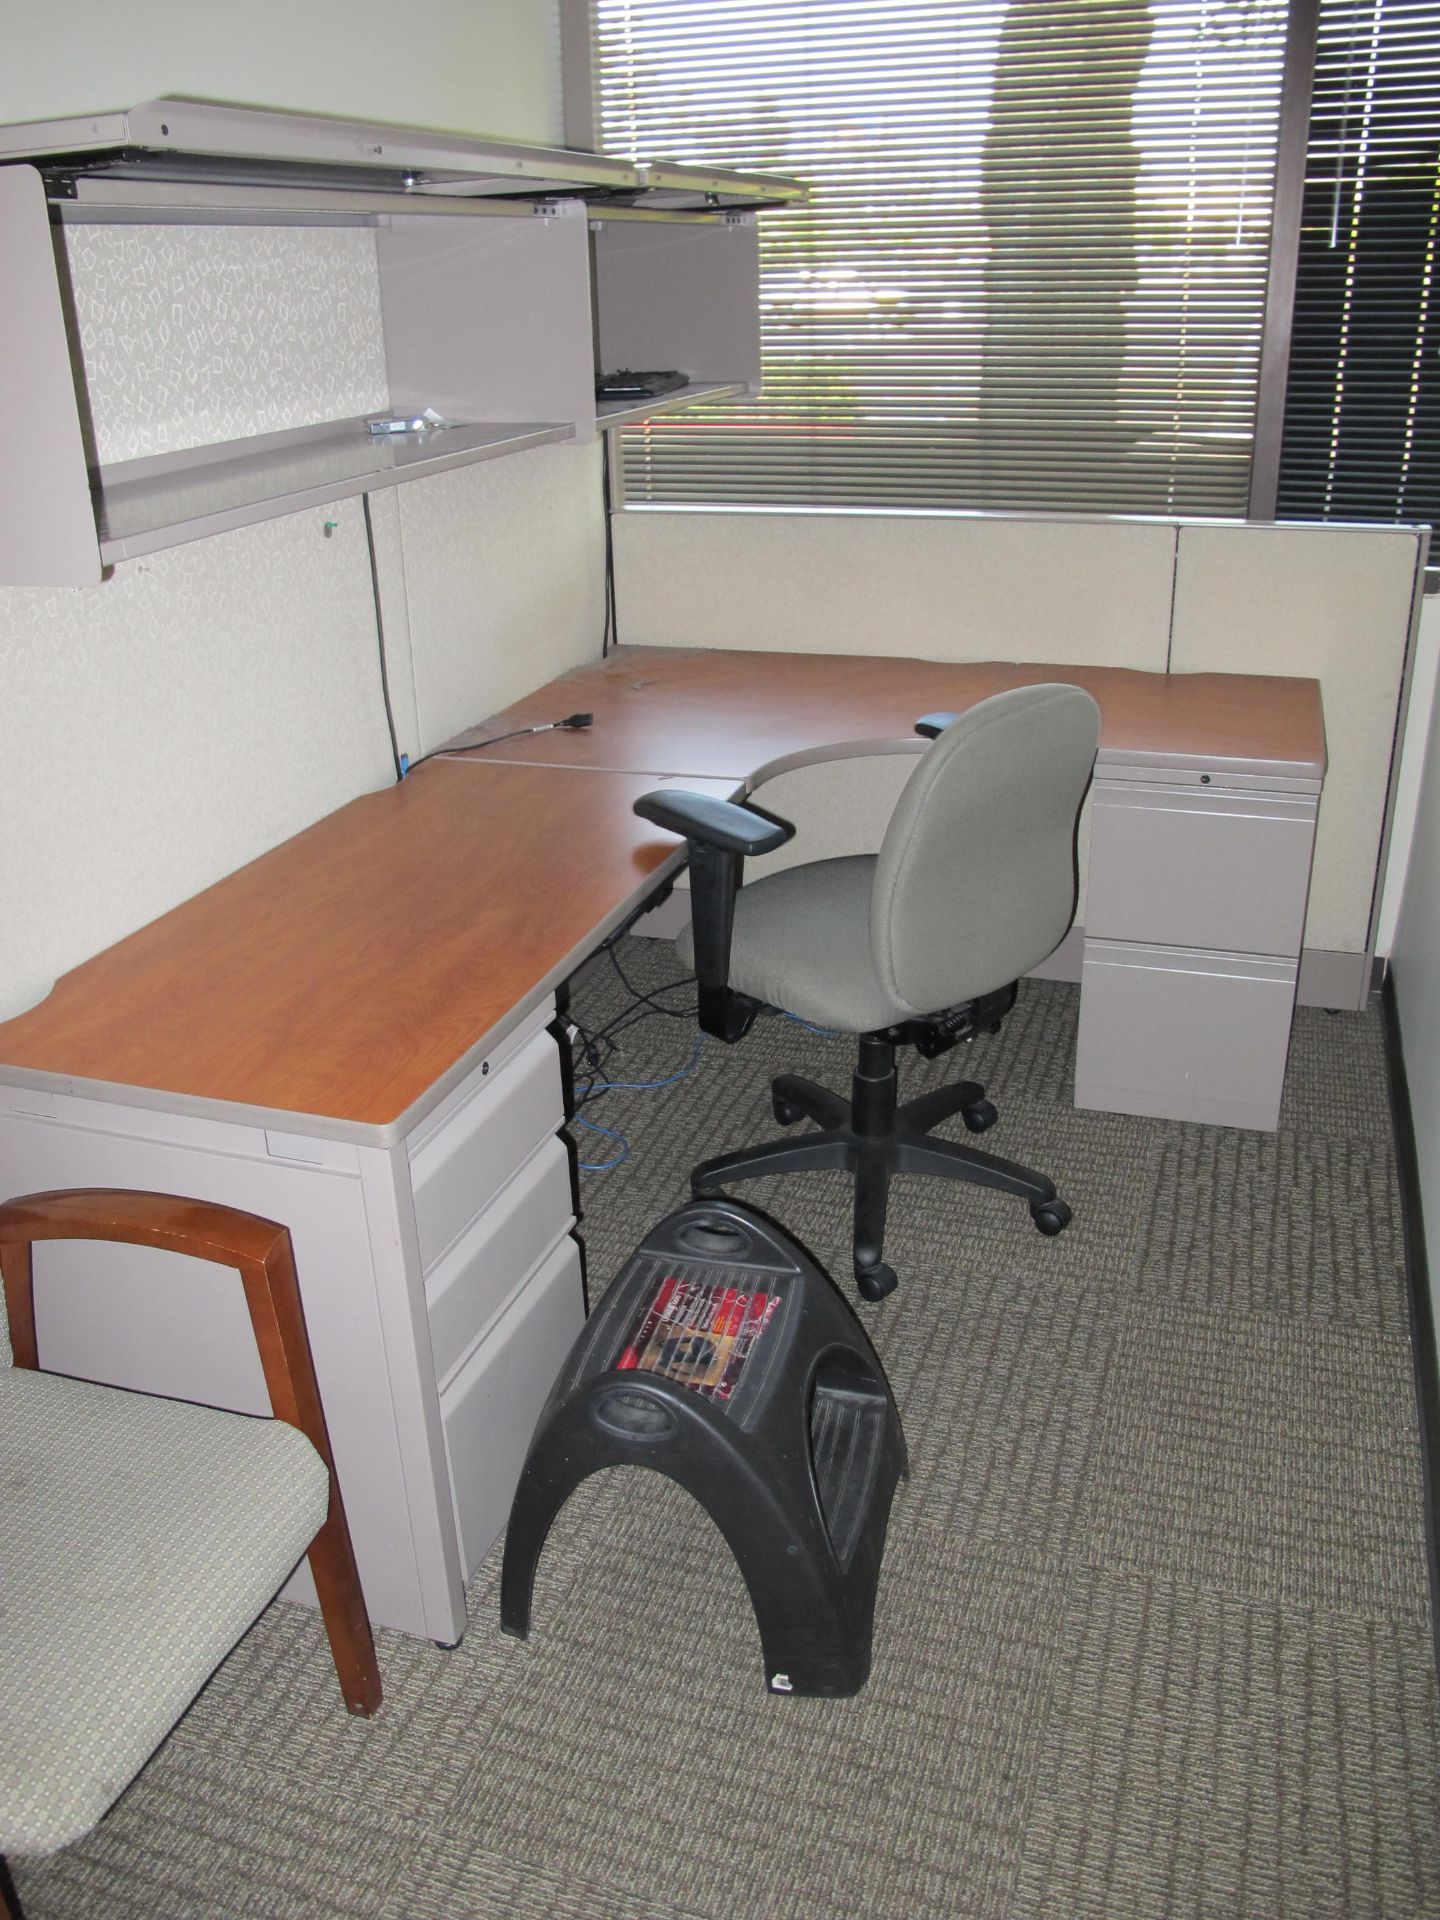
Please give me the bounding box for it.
[595,381,745,431]
[92,416,575,562]
[0,101,802,585]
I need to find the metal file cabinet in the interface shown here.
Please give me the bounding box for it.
[0,996,583,1645]
[1074,764,1323,1130]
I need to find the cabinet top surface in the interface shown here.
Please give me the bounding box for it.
[0,98,807,211]
[0,648,1323,1133]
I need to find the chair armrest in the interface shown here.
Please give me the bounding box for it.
[634,789,795,1044]
[915,711,960,739]
[633,788,793,857]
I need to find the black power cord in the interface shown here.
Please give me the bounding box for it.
[362,493,406,782]
[409,712,594,773]
[601,436,619,657]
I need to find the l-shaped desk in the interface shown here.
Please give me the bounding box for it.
[0,646,1325,1644]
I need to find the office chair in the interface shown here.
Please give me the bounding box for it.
[0,1189,380,1914]
[634,683,1101,1301]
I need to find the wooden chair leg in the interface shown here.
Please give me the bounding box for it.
[307,1498,383,1716]
[0,1853,24,1920]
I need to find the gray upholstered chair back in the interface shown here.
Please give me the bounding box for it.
[871,683,1101,1015]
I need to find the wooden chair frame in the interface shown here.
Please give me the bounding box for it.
[0,1187,381,1718]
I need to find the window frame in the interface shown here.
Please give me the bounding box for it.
[561,0,1431,568]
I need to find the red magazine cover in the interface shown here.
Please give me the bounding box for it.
[616,1273,779,1402]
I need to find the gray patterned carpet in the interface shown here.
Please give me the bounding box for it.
[14,942,1439,1919]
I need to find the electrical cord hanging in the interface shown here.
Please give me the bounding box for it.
[572,1030,706,1172]
[600,436,619,657]
[566,937,701,1171]
[362,494,406,783]
[603,939,698,1020]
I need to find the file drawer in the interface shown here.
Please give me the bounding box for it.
[440,1232,586,1580]
[409,1026,564,1273]
[1086,781,1317,958]
[1075,939,1298,1130]
[426,1132,576,1391]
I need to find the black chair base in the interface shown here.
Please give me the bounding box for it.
[692,1032,1071,1300]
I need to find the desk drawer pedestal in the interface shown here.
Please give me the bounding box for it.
[440,1233,585,1580]
[1075,774,1319,1131]
[404,1015,582,1596]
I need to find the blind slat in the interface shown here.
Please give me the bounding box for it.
[595,0,1285,517]
[594,0,1435,527]
[1276,0,1438,527]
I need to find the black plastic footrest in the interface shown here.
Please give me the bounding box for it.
[500,1199,908,1696]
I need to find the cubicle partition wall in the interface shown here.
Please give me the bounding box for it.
[612,509,1428,1009]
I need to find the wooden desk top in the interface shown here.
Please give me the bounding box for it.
[1003,662,1327,780]
[446,648,1327,784]
[0,646,1324,1135]
[0,762,728,1137]
[445,650,1015,778]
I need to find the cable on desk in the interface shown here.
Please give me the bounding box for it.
[402,713,594,776]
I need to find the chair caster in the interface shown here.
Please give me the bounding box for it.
[1030,1199,1072,1236]
[962,1098,998,1133]
[855,1261,898,1302]
[773,1093,804,1126]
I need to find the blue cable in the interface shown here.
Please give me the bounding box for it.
[573,1112,630,1172]
[573,1031,705,1172]
[775,1009,839,1038]
[580,1030,705,1097]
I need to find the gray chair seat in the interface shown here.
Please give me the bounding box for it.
[0,1367,328,1855]
[681,854,906,1034]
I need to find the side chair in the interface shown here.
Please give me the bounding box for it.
[0,1187,381,1916]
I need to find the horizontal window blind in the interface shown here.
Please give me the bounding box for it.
[592,0,1289,516]
[1276,0,1438,528]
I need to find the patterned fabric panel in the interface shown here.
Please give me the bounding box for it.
[0,1366,329,1856]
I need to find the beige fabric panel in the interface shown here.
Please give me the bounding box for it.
[1170,523,1424,955]
[612,511,1177,668]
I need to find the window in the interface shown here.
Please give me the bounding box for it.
[584,0,1438,534]
[588,0,1291,516]
[1276,0,1438,530]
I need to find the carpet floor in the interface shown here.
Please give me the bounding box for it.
[14,941,1439,1919]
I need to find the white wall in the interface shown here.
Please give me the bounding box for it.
[1390,604,1440,1320]
[0,3,608,1021]
[1376,592,1440,954]
[0,0,560,144]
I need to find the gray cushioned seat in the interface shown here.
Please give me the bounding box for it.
[680,854,902,1033]
[0,1365,328,1855]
